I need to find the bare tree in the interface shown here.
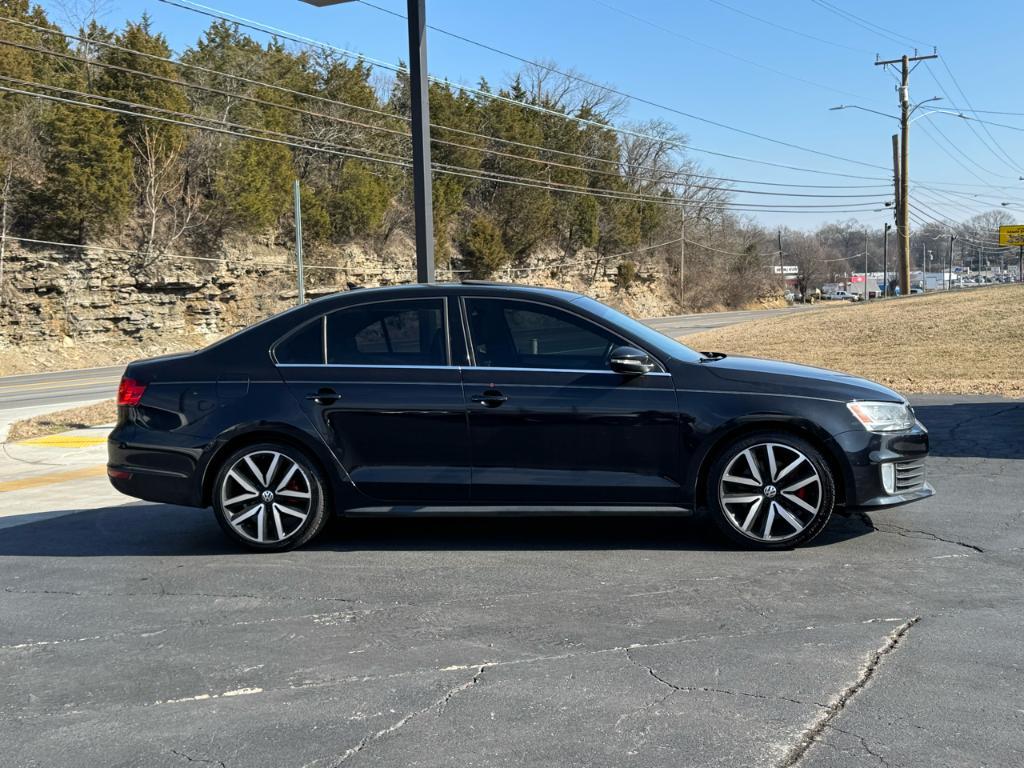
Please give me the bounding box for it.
[517,59,628,121]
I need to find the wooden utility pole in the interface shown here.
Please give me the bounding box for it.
[890,134,901,293]
[876,52,938,296]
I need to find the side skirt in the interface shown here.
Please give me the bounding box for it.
[341,505,694,517]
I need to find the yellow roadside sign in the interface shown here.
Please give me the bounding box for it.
[998,224,1024,246]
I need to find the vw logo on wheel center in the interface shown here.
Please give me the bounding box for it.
[261,490,275,503]
[763,485,778,499]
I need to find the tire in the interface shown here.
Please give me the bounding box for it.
[706,432,835,549]
[212,442,330,552]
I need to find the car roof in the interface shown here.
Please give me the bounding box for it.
[306,281,585,305]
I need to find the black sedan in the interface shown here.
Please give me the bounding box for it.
[108,283,932,551]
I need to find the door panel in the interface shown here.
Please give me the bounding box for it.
[460,297,680,505]
[462,368,679,503]
[275,298,469,504]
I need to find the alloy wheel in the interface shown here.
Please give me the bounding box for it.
[718,442,822,543]
[220,450,313,545]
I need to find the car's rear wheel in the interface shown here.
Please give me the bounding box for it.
[707,433,835,549]
[212,442,329,551]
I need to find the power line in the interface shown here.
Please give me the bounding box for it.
[923,63,1024,176]
[158,0,893,174]
[935,58,1024,174]
[809,0,934,49]
[703,0,871,53]
[6,14,901,188]
[0,38,895,201]
[0,78,888,215]
[398,0,881,101]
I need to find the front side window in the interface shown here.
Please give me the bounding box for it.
[326,299,447,366]
[464,298,620,371]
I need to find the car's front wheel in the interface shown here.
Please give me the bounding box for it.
[707,433,835,549]
[212,442,330,551]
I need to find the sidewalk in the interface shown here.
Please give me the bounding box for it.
[0,424,131,530]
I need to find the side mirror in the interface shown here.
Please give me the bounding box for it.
[609,345,654,375]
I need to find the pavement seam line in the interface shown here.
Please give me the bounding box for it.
[778,616,920,768]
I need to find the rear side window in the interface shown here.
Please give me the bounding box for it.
[326,299,447,366]
[274,318,324,364]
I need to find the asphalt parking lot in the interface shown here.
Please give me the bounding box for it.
[1,394,1022,767]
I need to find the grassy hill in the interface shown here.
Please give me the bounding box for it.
[684,285,1024,397]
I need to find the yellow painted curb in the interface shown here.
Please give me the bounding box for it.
[0,465,107,493]
[19,435,108,448]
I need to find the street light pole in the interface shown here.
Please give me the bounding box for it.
[301,0,435,283]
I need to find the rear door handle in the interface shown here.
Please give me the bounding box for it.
[306,388,340,405]
[471,389,508,407]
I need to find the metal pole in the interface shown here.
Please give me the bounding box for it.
[679,215,685,309]
[293,180,305,305]
[407,0,435,283]
[883,222,889,297]
[947,234,954,290]
[777,229,784,290]
[864,230,869,300]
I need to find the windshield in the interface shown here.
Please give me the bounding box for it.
[571,297,703,364]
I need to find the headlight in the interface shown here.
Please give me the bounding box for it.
[846,401,915,432]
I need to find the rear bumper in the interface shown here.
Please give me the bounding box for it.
[107,424,204,507]
[829,421,933,509]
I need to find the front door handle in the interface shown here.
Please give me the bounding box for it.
[471,389,508,408]
[306,388,340,405]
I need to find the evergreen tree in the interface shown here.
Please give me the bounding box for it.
[36,100,132,242]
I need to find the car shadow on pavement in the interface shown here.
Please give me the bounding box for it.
[0,503,870,557]
[912,400,1024,459]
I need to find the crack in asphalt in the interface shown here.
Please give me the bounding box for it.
[323,665,487,767]
[1,619,906,724]
[856,513,985,553]
[170,749,227,768]
[824,724,892,768]
[623,647,816,708]
[779,617,919,767]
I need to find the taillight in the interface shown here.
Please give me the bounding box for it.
[117,377,146,406]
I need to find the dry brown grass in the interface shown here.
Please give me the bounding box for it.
[684,285,1024,397]
[6,399,117,442]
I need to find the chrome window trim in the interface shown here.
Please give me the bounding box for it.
[275,363,459,371]
[460,295,668,373]
[274,363,671,376]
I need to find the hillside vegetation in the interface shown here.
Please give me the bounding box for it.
[684,286,1024,397]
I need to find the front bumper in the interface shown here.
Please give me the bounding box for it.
[829,420,934,509]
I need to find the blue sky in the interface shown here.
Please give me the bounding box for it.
[35,0,1024,230]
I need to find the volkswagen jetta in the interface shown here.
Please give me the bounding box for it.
[108,283,932,551]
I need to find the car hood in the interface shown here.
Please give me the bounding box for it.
[692,354,905,403]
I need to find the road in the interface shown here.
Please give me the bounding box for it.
[0,366,123,411]
[0,305,817,413]
[0,394,1022,767]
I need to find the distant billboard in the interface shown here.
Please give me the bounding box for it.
[998,225,1024,246]
[772,265,799,275]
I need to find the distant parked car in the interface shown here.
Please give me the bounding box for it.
[824,290,861,302]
